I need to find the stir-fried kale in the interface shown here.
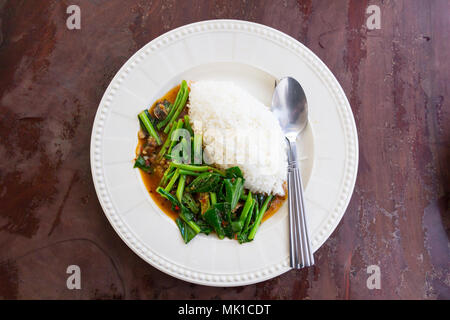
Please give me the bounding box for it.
[185,172,223,193]
[195,218,213,235]
[156,165,272,243]
[224,177,244,212]
[182,193,199,214]
[231,192,253,233]
[176,218,197,244]
[156,187,201,244]
[133,80,276,244]
[225,166,244,179]
[204,203,231,239]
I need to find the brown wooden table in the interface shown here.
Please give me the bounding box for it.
[0,0,448,299]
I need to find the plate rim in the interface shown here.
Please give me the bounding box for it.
[90,19,359,287]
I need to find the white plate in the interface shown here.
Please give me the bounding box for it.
[90,20,358,286]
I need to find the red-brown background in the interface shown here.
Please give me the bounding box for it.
[0,0,448,299]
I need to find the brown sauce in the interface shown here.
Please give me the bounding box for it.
[136,84,287,223]
[262,184,287,222]
[141,160,179,221]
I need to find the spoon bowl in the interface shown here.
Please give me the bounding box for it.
[272,77,308,140]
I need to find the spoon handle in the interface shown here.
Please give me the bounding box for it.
[287,139,314,268]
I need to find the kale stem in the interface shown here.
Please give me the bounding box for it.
[210,192,217,205]
[243,200,256,231]
[238,192,253,224]
[159,165,175,186]
[170,163,225,176]
[176,175,186,202]
[179,212,201,234]
[178,169,201,176]
[164,168,180,193]
[157,121,176,160]
[232,192,253,233]
[157,82,185,130]
[248,195,273,240]
[184,115,194,137]
[138,111,161,145]
[163,80,189,134]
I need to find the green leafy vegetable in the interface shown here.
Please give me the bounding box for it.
[163,80,189,133]
[225,166,244,179]
[157,82,186,130]
[158,121,176,160]
[236,199,256,243]
[138,110,161,145]
[248,195,273,240]
[210,192,217,205]
[156,187,179,209]
[184,115,194,137]
[179,207,200,233]
[164,168,180,192]
[176,218,197,244]
[195,219,213,235]
[186,172,223,193]
[170,163,225,176]
[182,193,199,214]
[157,187,201,239]
[232,191,253,233]
[176,174,186,202]
[178,169,201,176]
[133,155,152,173]
[224,177,244,212]
[204,203,227,239]
[159,165,174,186]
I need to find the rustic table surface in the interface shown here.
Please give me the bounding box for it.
[0,0,448,300]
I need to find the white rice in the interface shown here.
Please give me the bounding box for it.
[188,80,287,196]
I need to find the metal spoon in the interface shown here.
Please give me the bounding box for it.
[271,77,314,269]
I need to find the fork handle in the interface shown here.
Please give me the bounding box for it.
[287,139,314,268]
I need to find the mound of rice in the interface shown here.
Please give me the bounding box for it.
[188,80,287,196]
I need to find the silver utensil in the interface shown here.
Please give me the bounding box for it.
[271,77,314,269]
